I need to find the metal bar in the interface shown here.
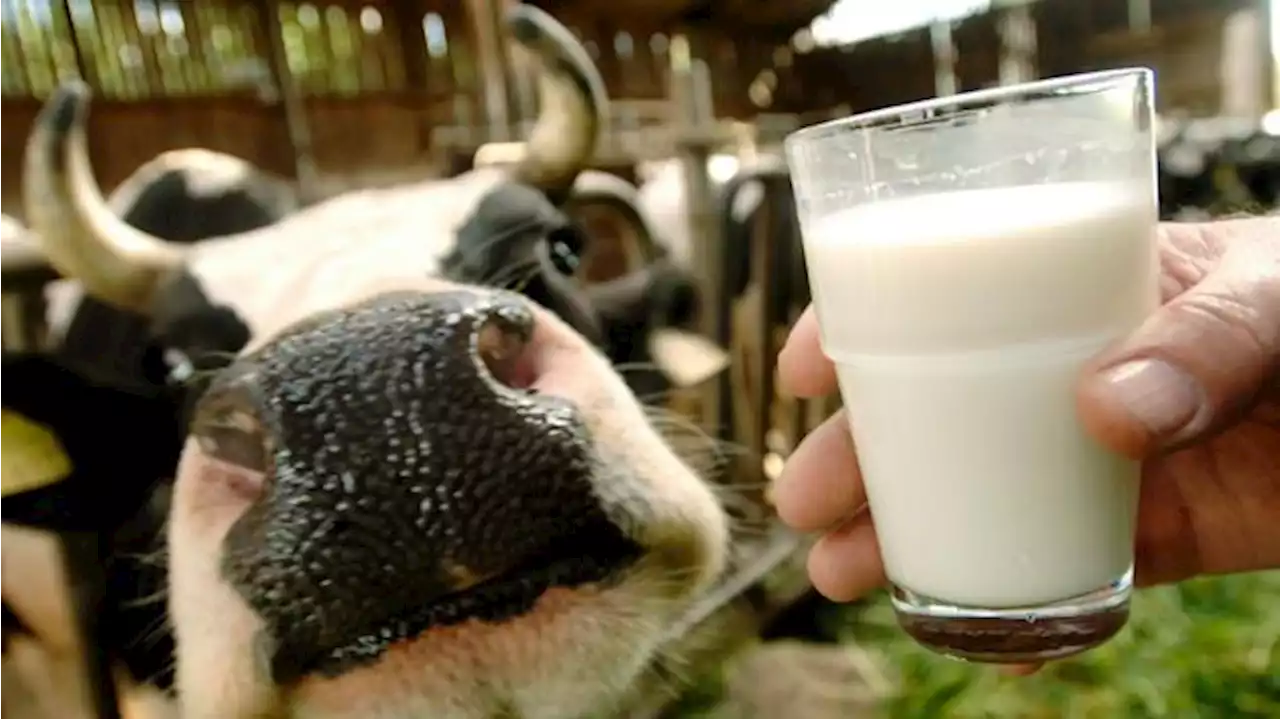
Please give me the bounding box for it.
[669,31,724,436]
[465,0,514,142]
[1128,0,1152,34]
[256,0,320,197]
[999,2,1038,85]
[394,0,427,90]
[930,20,957,97]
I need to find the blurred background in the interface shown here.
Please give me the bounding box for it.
[2,0,1279,217]
[2,1,1279,717]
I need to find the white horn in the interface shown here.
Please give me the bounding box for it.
[504,5,607,200]
[23,81,186,313]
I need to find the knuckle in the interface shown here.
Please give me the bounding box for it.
[1173,285,1278,364]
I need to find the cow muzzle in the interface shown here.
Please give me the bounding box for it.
[187,290,641,685]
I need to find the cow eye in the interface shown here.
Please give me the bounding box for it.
[191,387,273,473]
[546,226,584,276]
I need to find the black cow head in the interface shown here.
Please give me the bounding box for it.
[562,171,731,397]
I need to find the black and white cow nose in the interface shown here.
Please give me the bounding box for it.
[193,291,638,684]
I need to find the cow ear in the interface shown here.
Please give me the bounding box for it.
[1,353,182,532]
[647,328,731,388]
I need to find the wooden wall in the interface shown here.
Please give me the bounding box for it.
[0,0,804,217]
[1,0,479,218]
[1,0,1269,218]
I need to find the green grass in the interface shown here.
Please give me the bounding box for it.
[836,571,1280,718]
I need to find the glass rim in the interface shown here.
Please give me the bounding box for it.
[786,67,1154,146]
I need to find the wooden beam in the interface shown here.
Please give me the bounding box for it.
[394,0,428,91]
[668,27,725,436]
[56,0,88,82]
[999,2,1038,85]
[1128,0,1152,33]
[931,20,957,96]
[465,0,516,141]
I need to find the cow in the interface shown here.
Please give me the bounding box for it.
[2,216,59,350]
[1156,118,1280,220]
[570,157,837,644]
[633,153,808,315]
[1219,130,1280,211]
[563,170,726,401]
[628,155,822,465]
[1157,120,1228,220]
[1,6,839,718]
[2,147,302,718]
[45,147,301,375]
[456,161,727,403]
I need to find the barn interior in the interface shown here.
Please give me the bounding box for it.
[1,0,1279,717]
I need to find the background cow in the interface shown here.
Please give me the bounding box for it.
[565,169,725,401]
[2,6,819,718]
[46,148,301,376]
[608,155,818,463]
[3,147,304,719]
[1153,116,1280,220]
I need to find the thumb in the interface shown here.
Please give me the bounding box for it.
[1077,222,1280,459]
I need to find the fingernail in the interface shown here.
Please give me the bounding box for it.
[1099,359,1203,441]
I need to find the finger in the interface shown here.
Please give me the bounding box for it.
[779,305,839,398]
[1077,222,1280,458]
[806,512,887,602]
[773,409,865,532]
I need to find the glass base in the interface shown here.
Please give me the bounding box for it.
[890,570,1132,664]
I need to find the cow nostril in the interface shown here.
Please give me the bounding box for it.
[475,303,538,390]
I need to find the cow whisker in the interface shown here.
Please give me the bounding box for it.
[482,257,541,292]
[464,219,555,288]
[503,263,545,296]
[119,588,168,610]
[642,407,738,480]
[612,361,664,375]
[638,405,778,549]
[138,657,178,690]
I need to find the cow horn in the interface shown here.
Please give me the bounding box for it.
[504,5,606,202]
[23,81,185,313]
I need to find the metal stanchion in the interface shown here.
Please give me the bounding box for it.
[669,33,726,436]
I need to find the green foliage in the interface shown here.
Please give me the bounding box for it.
[835,572,1280,718]
[662,669,730,719]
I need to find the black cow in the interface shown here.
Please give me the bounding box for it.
[566,170,724,400]
[49,148,300,384]
[3,7,785,719]
[1157,119,1280,219]
[3,144,298,715]
[632,155,809,322]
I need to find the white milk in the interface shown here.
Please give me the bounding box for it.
[804,181,1158,608]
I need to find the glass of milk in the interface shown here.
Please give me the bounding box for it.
[784,68,1159,663]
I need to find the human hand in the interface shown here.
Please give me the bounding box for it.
[773,216,1280,669]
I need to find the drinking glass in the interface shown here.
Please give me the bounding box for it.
[784,68,1158,663]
